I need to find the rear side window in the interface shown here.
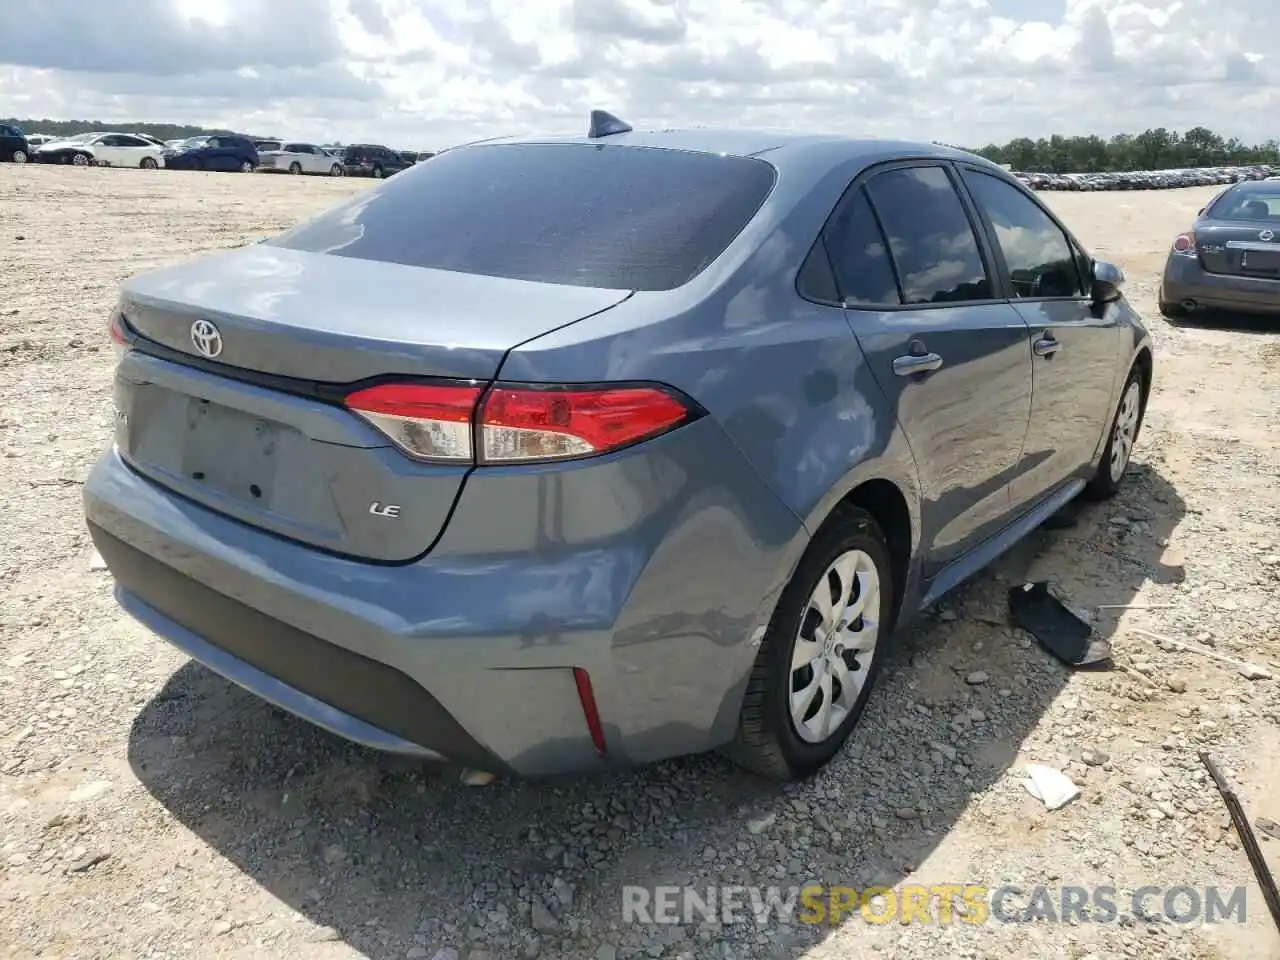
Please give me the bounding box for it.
[822,188,900,306]
[864,166,992,305]
[961,170,1086,298]
[268,142,777,291]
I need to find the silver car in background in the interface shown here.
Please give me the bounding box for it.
[256,142,346,176]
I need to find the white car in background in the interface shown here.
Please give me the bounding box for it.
[256,142,345,176]
[34,131,166,168]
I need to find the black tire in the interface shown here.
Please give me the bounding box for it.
[240,160,254,173]
[1158,300,1186,319]
[329,164,343,177]
[728,505,895,781]
[11,149,27,164]
[72,152,91,166]
[372,165,384,179]
[1084,365,1146,501]
[140,156,157,169]
[289,161,302,175]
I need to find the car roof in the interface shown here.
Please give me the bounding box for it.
[1224,180,1280,193]
[452,126,1002,176]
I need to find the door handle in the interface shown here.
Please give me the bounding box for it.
[1033,336,1060,357]
[892,352,944,376]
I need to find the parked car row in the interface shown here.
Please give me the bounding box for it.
[1014,165,1275,191]
[255,141,425,178]
[0,124,434,178]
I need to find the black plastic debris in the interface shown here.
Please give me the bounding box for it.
[1202,753,1280,936]
[1008,581,1112,667]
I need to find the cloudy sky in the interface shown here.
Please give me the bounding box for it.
[0,0,1275,151]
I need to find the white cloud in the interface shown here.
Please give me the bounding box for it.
[0,0,1278,151]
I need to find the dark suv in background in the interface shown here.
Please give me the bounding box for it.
[163,134,259,173]
[0,123,30,163]
[341,144,410,179]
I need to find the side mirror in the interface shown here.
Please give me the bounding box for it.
[1091,259,1125,304]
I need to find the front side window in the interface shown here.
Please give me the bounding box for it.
[864,166,992,305]
[269,142,777,291]
[962,170,1086,298]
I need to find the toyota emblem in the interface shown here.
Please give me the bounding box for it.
[190,319,223,358]
[1260,229,1275,241]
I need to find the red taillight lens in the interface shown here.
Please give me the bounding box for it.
[343,381,696,465]
[1172,232,1197,256]
[344,382,483,462]
[478,384,692,463]
[108,309,130,360]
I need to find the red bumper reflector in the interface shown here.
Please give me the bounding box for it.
[573,667,607,756]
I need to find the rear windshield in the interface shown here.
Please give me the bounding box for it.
[1208,188,1280,221]
[268,142,777,291]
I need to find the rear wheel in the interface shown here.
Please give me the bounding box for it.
[329,163,343,176]
[240,160,254,173]
[372,165,384,179]
[1085,366,1145,500]
[140,156,157,169]
[11,149,26,164]
[728,505,894,781]
[289,161,302,175]
[72,152,91,166]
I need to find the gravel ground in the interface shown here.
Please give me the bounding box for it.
[1,165,1278,960]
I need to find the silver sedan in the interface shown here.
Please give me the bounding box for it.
[256,142,345,176]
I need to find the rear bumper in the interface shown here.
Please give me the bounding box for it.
[1161,255,1280,313]
[84,421,806,776]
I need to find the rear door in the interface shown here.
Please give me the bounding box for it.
[91,135,124,165]
[956,165,1121,509]
[824,162,1033,573]
[112,134,154,167]
[297,144,323,173]
[207,136,234,170]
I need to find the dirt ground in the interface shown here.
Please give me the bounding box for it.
[1,164,1278,960]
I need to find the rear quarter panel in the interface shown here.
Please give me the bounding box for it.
[499,144,927,566]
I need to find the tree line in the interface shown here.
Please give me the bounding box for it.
[963,127,1280,173]
[3,118,282,143]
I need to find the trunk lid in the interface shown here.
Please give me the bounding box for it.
[1195,220,1280,277]
[114,245,631,562]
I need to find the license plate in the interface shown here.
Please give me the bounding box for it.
[182,399,279,504]
[1241,249,1280,271]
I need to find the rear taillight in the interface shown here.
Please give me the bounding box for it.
[343,381,697,465]
[479,384,692,463]
[344,382,482,462]
[1171,232,1197,257]
[108,309,130,360]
